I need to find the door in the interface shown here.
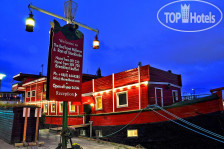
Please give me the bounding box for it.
[84,104,92,123]
[155,88,163,107]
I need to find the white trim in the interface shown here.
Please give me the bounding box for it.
[30,86,31,101]
[56,101,58,115]
[51,102,55,113]
[138,66,141,110]
[92,79,95,92]
[69,102,75,112]
[95,96,103,110]
[43,103,47,113]
[149,81,181,88]
[59,102,63,113]
[172,90,178,103]
[116,91,128,108]
[82,92,93,97]
[155,87,163,106]
[35,84,37,102]
[13,73,21,79]
[112,73,115,112]
[22,78,47,86]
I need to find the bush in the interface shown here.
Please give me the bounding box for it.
[39,113,46,129]
[0,102,38,109]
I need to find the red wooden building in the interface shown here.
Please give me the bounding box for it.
[12,65,182,126]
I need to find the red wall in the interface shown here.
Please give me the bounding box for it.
[22,65,182,126]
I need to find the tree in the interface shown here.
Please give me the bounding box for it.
[96,67,102,78]
[138,62,142,67]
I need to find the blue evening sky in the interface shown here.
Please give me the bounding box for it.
[0,0,223,95]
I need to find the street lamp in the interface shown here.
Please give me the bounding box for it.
[93,35,99,49]
[25,12,35,32]
[0,74,6,91]
[24,1,100,148]
[26,2,99,47]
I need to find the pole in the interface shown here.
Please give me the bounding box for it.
[35,108,40,142]
[28,4,99,33]
[62,101,68,149]
[23,108,28,143]
[89,121,93,138]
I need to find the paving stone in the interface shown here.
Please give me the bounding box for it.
[0,129,136,149]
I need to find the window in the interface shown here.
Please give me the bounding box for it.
[59,102,63,113]
[95,130,103,138]
[51,103,55,113]
[32,90,36,97]
[127,129,138,137]
[172,90,178,103]
[43,104,47,113]
[80,130,86,136]
[27,92,30,98]
[43,84,47,92]
[116,91,128,108]
[69,102,75,112]
[95,96,102,110]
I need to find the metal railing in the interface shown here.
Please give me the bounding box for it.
[182,94,211,101]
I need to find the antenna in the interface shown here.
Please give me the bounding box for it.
[41,64,44,75]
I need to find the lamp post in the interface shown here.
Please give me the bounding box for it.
[26,1,99,48]
[25,1,99,148]
[0,74,6,91]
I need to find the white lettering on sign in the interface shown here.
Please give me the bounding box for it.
[56,91,78,97]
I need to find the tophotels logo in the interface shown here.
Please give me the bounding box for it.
[157,0,223,32]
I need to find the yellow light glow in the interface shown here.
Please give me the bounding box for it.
[93,40,99,46]
[90,103,94,107]
[144,81,148,85]
[26,18,35,26]
[93,35,99,49]
[0,74,6,80]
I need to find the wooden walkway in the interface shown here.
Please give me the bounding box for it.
[49,123,90,132]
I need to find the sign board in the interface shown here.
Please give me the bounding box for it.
[35,108,42,118]
[47,20,84,102]
[23,108,30,117]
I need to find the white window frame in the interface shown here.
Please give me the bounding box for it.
[127,129,138,137]
[116,91,128,108]
[43,104,47,113]
[155,87,163,107]
[51,103,55,113]
[95,96,103,110]
[69,102,75,112]
[172,90,178,103]
[95,130,103,137]
[80,129,86,136]
[27,91,30,98]
[59,102,63,113]
[31,90,36,97]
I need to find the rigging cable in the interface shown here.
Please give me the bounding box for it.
[147,106,224,144]
[155,105,224,140]
[99,107,146,138]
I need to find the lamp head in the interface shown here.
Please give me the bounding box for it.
[93,35,99,49]
[0,74,6,80]
[26,13,35,32]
